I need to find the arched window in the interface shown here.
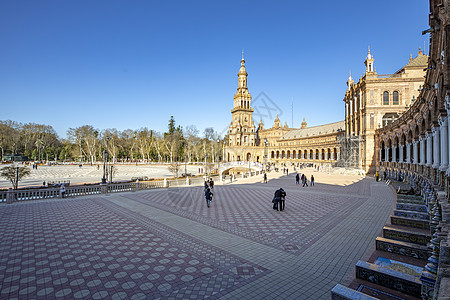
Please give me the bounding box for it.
[393,91,399,105]
[383,91,389,105]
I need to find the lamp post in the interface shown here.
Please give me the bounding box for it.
[217,139,220,176]
[264,138,268,168]
[102,136,110,184]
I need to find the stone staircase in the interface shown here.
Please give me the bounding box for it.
[332,175,442,300]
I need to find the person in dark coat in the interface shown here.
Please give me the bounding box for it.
[273,188,286,211]
[205,187,212,208]
[310,175,315,186]
[295,173,300,185]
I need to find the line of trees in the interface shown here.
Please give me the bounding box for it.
[0,117,225,164]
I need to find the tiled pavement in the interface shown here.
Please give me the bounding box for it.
[0,173,395,299]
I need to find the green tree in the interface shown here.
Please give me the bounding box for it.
[0,165,31,189]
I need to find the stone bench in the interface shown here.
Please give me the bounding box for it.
[396,202,428,213]
[375,237,429,260]
[355,260,421,297]
[390,215,430,230]
[393,210,429,220]
[397,194,423,201]
[331,284,378,299]
[396,198,425,205]
[383,226,431,245]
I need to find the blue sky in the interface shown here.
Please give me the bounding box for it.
[0,1,429,138]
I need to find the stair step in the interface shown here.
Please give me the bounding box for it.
[393,210,429,220]
[390,216,430,230]
[396,203,427,213]
[331,284,378,299]
[375,237,429,260]
[355,260,422,298]
[383,226,431,245]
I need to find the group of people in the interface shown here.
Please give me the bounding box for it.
[204,178,214,208]
[295,173,314,187]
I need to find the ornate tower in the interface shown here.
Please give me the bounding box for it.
[228,52,256,147]
[364,46,375,74]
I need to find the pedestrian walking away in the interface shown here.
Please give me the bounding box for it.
[209,178,214,190]
[263,173,267,183]
[375,171,379,182]
[311,174,315,186]
[205,187,213,208]
[295,173,299,185]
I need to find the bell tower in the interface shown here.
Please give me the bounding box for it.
[364,46,375,74]
[228,52,256,147]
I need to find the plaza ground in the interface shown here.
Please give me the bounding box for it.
[0,168,394,299]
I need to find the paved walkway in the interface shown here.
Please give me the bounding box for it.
[0,169,394,299]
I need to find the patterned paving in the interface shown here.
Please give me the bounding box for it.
[0,174,393,299]
[123,177,371,254]
[0,199,268,299]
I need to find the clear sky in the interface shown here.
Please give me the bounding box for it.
[0,0,429,139]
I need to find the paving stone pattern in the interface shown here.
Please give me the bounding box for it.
[0,174,394,299]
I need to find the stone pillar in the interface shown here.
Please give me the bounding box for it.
[324,151,328,160]
[379,148,382,162]
[337,151,340,161]
[399,145,404,162]
[426,132,433,167]
[186,176,190,185]
[319,151,322,160]
[392,146,397,163]
[420,136,426,165]
[307,151,310,160]
[413,141,419,165]
[440,116,448,171]
[6,188,14,204]
[406,143,411,163]
[432,126,440,169]
[384,147,388,162]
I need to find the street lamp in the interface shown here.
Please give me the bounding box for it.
[264,138,268,167]
[101,136,110,184]
[217,139,220,176]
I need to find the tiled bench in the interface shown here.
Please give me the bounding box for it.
[355,260,421,297]
[331,284,378,300]
[375,236,429,260]
[383,226,431,245]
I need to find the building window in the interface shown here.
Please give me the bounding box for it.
[370,114,374,129]
[393,91,399,105]
[383,91,389,105]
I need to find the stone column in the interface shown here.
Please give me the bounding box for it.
[426,132,433,167]
[379,148,382,162]
[399,145,404,162]
[324,151,328,160]
[392,146,397,163]
[440,116,448,171]
[384,147,388,162]
[432,126,440,169]
[420,136,426,165]
[413,141,419,165]
[307,151,310,160]
[406,143,411,163]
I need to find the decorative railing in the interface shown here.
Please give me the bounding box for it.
[0,172,254,204]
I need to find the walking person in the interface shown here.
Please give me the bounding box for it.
[310,174,315,186]
[295,173,299,185]
[375,171,379,182]
[263,173,267,183]
[209,178,214,190]
[302,174,308,187]
[205,187,213,208]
